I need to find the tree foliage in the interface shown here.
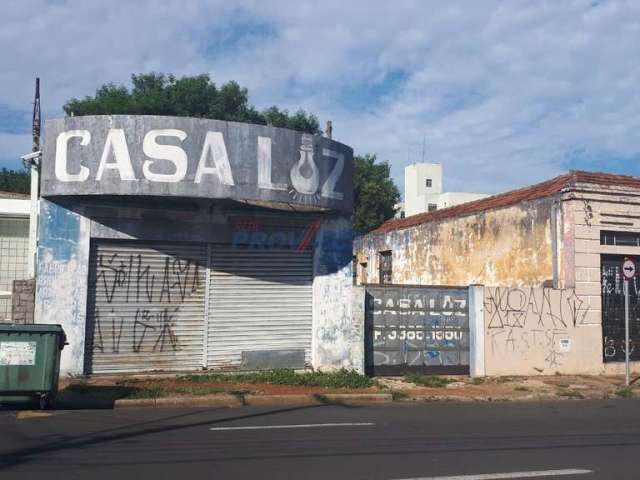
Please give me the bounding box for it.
[0,168,30,194]
[353,154,400,235]
[63,73,321,134]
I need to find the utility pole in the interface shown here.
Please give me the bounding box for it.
[26,78,41,278]
[622,256,636,386]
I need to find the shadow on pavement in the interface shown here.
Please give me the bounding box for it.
[0,400,355,470]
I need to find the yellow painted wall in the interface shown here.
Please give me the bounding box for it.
[355,198,555,288]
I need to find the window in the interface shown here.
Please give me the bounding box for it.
[428,204,438,212]
[379,251,392,285]
[352,256,357,285]
[600,230,640,247]
[360,262,368,285]
[425,178,432,188]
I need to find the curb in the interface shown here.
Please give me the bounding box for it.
[114,394,242,409]
[318,393,392,403]
[109,393,393,409]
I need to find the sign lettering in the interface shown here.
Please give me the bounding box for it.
[42,116,353,213]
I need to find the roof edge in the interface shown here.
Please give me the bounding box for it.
[372,170,640,235]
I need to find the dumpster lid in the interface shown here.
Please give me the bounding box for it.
[0,324,65,334]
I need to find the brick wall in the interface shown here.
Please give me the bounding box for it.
[11,278,35,324]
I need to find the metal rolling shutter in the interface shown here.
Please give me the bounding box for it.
[207,247,313,369]
[86,242,207,374]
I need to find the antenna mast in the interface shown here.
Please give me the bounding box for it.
[32,78,41,153]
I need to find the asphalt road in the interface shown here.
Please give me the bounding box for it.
[1,400,639,479]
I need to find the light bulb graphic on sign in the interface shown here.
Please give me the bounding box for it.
[290,134,320,196]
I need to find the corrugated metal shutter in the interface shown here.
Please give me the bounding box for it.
[86,242,207,374]
[207,247,313,369]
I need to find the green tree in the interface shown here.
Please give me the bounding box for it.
[64,73,320,134]
[0,167,30,194]
[353,154,400,235]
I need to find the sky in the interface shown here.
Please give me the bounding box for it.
[2,0,640,196]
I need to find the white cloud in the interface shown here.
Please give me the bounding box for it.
[1,0,640,194]
[0,133,32,166]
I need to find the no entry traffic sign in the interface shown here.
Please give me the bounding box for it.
[622,257,636,280]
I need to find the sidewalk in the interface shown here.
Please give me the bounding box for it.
[49,370,640,409]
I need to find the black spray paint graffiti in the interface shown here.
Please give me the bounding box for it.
[91,252,202,355]
[93,307,181,354]
[95,253,201,304]
[484,287,589,372]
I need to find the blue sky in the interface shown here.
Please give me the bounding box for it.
[2,0,640,195]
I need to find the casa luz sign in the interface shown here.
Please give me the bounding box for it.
[42,115,353,213]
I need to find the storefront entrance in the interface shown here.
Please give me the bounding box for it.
[85,241,313,374]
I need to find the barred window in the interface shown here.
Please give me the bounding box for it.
[600,230,640,247]
[379,251,392,285]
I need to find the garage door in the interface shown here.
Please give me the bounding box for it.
[85,242,207,373]
[207,247,313,369]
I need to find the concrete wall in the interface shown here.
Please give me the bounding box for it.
[0,198,30,216]
[312,216,362,372]
[482,286,601,375]
[34,199,90,374]
[355,197,555,288]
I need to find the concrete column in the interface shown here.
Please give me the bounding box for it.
[34,199,90,375]
[27,161,39,278]
[468,284,485,377]
[351,286,365,374]
[312,215,361,372]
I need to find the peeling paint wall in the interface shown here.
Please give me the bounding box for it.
[483,286,601,375]
[355,198,555,288]
[34,199,90,375]
[312,216,363,372]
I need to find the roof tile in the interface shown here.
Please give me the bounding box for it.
[372,170,640,234]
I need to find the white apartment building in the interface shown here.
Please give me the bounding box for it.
[401,163,488,217]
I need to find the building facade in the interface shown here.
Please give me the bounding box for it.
[402,163,488,217]
[355,171,640,376]
[35,115,362,375]
[0,192,30,322]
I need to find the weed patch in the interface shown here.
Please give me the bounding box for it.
[556,388,584,399]
[179,369,375,389]
[405,374,454,388]
[391,390,409,400]
[615,387,633,398]
[496,376,516,383]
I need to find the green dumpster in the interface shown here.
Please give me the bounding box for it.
[0,324,67,409]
